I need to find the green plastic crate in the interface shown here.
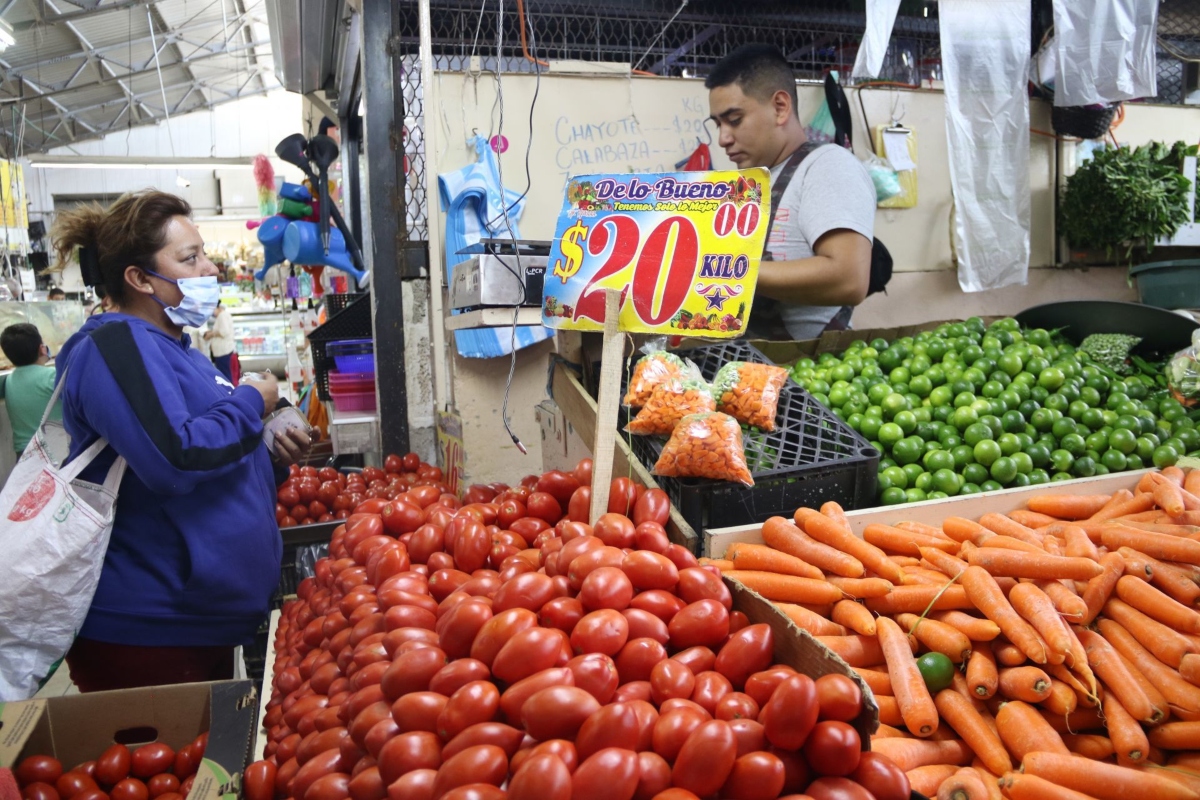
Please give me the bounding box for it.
[1129,259,1200,309]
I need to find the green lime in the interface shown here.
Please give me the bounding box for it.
[894,410,918,435]
[924,450,956,472]
[905,487,928,503]
[981,381,1004,399]
[991,457,1018,484]
[1030,408,1056,433]
[882,465,909,489]
[1051,471,1074,482]
[1085,431,1110,454]
[879,422,905,447]
[931,468,962,495]
[1012,452,1034,475]
[962,462,989,485]
[860,416,883,441]
[902,462,925,485]
[998,433,1022,456]
[1029,468,1050,485]
[951,445,976,469]
[916,652,955,693]
[1126,453,1145,470]
[1025,443,1051,468]
[880,486,907,505]
[1101,449,1128,471]
[1154,445,1180,469]
[964,423,994,447]
[1072,456,1097,478]
[952,406,981,431]
[1080,407,1106,431]
[1061,433,1087,457]
[1037,367,1066,390]
[882,393,911,418]
[974,439,1002,467]
[1050,449,1075,473]
[894,438,923,465]
[1045,393,1070,413]
[1000,410,1026,433]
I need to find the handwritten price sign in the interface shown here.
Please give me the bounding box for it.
[540,169,770,336]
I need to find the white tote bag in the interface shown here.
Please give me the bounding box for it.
[0,373,126,699]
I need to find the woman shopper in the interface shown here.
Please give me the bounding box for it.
[204,300,235,380]
[50,190,312,691]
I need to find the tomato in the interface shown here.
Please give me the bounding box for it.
[509,517,550,539]
[379,646,445,700]
[385,769,435,800]
[622,608,669,644]
[632,489,670,527]
[579,567,634,612]
[428,745,508,800]
[437,681,501,741]
[348,767,385,800]
[714,624,774,689]
[690,671,733,716]
[567,547,626,591]
[668,600,729,650]
[816,673,864,723]
[278,485,300,507]
[16,756,63,787]
[762,674,820,751]
[651,707,706,762]
[715,691,761,722]
[304,773,350,800]
[350,701,394,747]
[743,666,796,707]
[402,453,421,472]
[677,567,733,610]
[146,775,179,799]
[296,478,320,505]
[649,658,695,705]
[521,686,601,741]
[629,590,685,624]
[571,609,629,656]
[56,774,99,800]
[129,745,174,780]
[805,777,877,800]
[567,487,591,523]
[620,551,678,592]
[729,719,765,757]
[510,740,578,775]
[492,572,557,614]
[492,627,569,684]
[499,667,575,723]
[453,521,492,574]
[614,638,667,684]
[608,478,638,516]
[94,746,131,788]
[571,748,639,800]
[108,779,147,800]
[719,751,786,800]
[441,722,524,761]
[390,692,448,734]
[437,600,493,660]
[381,500,425,536]
[535,470,580,507]
[507,753,572,800]
[593,513,636,549]
[523,492,562,524]
[377,731,442,784]
[803,721,861,777]
[428,659,491,697]
[438,786,505,800]
[662,543,698,571]
[574,702,641,759]
[470,608,538,667]
[671,719,737,797]
[573,458,593,487]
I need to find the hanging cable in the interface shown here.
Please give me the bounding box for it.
[632,0,689,73]
[148,8,177,159]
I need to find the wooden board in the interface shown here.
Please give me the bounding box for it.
[551,359,698,551]
[252,609,282,761]
[704,469,1149,557]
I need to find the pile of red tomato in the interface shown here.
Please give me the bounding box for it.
[277,454,447,528]
[252,458,910,800]
[13,734,209,800]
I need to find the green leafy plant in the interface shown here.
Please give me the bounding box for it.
[1058,141,1197,261]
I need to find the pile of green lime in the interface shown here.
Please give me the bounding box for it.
[791,317,1195,505]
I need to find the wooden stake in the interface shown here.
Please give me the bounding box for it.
[589,289,624,524]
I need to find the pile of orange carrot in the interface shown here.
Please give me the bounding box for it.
[703,467,1200,800]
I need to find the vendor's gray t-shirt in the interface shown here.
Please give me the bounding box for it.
[766,143,876,340]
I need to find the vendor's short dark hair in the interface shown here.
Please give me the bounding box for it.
[1,323,44,367]
[705,44,798,115]
[47,287,65,298]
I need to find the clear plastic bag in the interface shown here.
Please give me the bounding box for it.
[711,361,789,432]
[864,153,903,203]
[626,378,716,436]
[624,347,689,407]
[653,412,755,486]
[1167,329,1200,408]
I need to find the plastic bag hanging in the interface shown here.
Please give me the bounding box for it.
[939,0,1032,292]
[1052,0,1158,106]
[851,0,903,80]
[1167,330,1200,408]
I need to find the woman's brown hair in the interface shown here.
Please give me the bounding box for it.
[50,190,192,305]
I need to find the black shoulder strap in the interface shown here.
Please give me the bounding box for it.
[762,142,820,260]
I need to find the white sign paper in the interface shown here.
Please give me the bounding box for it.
[882,131,916,171]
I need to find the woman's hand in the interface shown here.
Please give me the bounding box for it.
[273,427,313,467]
[243,372,279,415]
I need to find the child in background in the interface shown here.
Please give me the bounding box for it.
[0,323,61,456]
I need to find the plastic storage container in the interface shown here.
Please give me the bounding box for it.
[310,295,373,401]
[327,338,375,373]
[620,340,879,538]
[1128,259,1200,310]
[328,370,377,413]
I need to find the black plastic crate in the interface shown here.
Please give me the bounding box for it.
[620,340,879,541]
[310,295,373,401]
[326,292,366,315]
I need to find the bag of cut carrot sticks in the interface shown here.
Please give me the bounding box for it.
[623,347,690,407]
[625,378,716,435]
[653,411,754,486]
[1167,329,1200,407]
[711,361,789,431]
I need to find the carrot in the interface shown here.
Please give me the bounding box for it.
[1116,574,1200,634]
[995,699,1070,760]
[920,546,971,578]
[1022,752,1199,800]
[1103,597,1197,669]
[979,535,1046,554]
[998,772,1106,800]
[873,722,907,738]
[1043,536,1065,557]
[865,585,976,614]
[1085,489,1135,520]
[993,638,1030,667]
[1120,549,1155,581]
[1162,465,1187,487]
[1059,525,1101,561]
[721,570,843,604]
[897,520,955,539]
[1062,733,1115,761]
[897,612,973,663]
[1045,663,1099,709]
[820,500,852,527]
[1037,706,1106,735]
[1121,520,1200,535]
[937,767,989,800]
[931,610,1002,642]
[826,576,895,599]
[944,516,996,544]
[1009,509,1062,529]
[965,548,1103,581]
[832,600,877,635]
[1028,494,1117,520]
[1100,525,1200,566]
[725,541,823,580]
[967,646,999,699]
[889,554,923,567]
[908,765,962,797]
[935,689,1012,776]
[864,523,960,556]
[761,515,865,578]
[1060,623,1099,698]
[978,513,1044,546]
[1043,679,1080,716]
[1099,618,1200,715]
[1080,552,1126,625]
[878,616,939,737]
[1074,626,1165,724]
[1090,493,1158,523]
[876,694,904,726]
[1036,579,1089,622]
[774,602,847,636]
[960,566,1049,664]
[797,508,907,585]
[1170,752,1200,771]
[1009,582,1073,664]
[971,762,1005,800]
[853,667,893,696]
[816,635,888,667]
[906,567,955,585]
[1100,690,1150,764]
[1169,510,1200,525]
[1149,721,1200,750]
[1156,480,1188,518]
[996,666,1051,703]
[1182,654,1200,688]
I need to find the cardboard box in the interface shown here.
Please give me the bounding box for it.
[0,680,258,800]
[535,399,590,475]
[704,469,1147,557]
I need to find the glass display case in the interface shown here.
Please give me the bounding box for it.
[0,301,86,370]
[232,312,292,376]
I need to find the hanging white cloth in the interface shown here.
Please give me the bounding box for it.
[1052,0,1158,106]
[851,0,903,81]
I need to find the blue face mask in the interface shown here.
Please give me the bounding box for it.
[145,270,220,328]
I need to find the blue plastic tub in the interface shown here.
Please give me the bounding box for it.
[327,338,374,373]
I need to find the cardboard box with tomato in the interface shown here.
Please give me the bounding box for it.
[0,680,258,800]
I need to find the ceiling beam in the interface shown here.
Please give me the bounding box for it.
[646,24,721,75]
[14,0,164,31]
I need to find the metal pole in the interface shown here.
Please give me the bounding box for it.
[419,0,451,411]
[361,0,410,456]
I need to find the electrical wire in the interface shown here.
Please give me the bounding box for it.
[632,0,689,73]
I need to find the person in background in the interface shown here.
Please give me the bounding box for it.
[204,300,234,381]
[47,287,65,301]
[49,190,312,691]
[706,44,875,339]
[0,323,61,456]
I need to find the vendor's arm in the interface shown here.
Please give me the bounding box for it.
[67,320,269,495]
[756,229,871,306]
